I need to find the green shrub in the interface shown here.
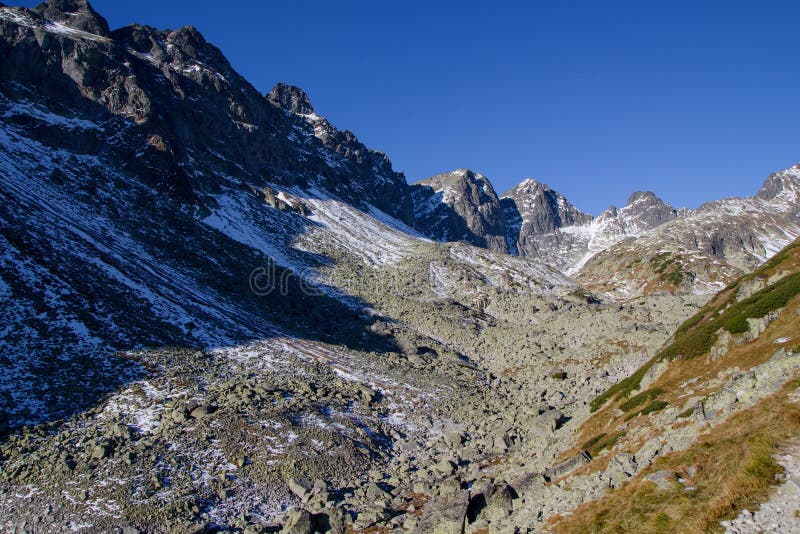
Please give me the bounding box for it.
[584,431,626,456]
[590,363,653,412]
[720,272,800,335]
[581,433,607,451]
[620,388,665,412]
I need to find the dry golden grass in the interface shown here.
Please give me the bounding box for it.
[566,239,800,465]
[547,240,800,531]
[552,376,800,533]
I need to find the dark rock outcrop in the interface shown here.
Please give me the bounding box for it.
[0,3,414,222]
[412,169,508,252]
[33,0,111,37]
[501,179,592,257]
[756,164,800,203]
[267,82,314,115]
[619,191,678,231]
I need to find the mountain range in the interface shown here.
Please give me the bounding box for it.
[1,1,799,532]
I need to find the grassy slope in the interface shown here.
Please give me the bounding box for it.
[553,238,800,532]
[555,378,800,533]
[591,239,800,414]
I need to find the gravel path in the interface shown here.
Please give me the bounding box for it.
[723,389,800,533]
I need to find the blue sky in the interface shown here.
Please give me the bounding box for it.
[17,0,800,214]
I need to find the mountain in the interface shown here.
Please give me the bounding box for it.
[416,166,799,296]
[501,178,593,265]
[1,1,799,532]
[577,165,800,298]
[411,168,508,252]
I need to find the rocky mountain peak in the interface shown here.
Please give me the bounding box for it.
[267,83,314,115]
[33,0,110,37]
[756,164,800,203]
[619,190,677,230]
[416,168,496,202]
[412,169,508,252]
[502,178,592,235]
[511,178,549,192]
[164,24,231,67]
[625,190,657,205]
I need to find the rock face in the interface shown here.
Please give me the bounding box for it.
[501,179,592,262]
[756,165,800,204]
[618,191,679,231]
[502,179,592,238]
[0,3,414,223]
[33,0,111,37]
[500,181,678,273]
[266,82,314,115]
[412,169,508,252]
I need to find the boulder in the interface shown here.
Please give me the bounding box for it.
[643,470,676,490]
[534,409,564,434]
[416,489,469,534]
[481,484,518,523]
[287,477,313,500]
[281,509,312,534]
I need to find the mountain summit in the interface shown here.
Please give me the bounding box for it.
[412,168,508,252]
[33,0,110,37]
[267,82,315,115]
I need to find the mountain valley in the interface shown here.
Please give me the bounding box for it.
[0,2,799,533]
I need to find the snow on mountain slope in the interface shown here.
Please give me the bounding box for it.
[501,181,678,274]
[0,88,573,431]
[497,167,799,292]
[576,166,800,298]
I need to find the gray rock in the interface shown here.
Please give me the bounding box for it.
[609,452,638,476]
[534,409,564,434]
[416,489,469,534]
[543,451,592,482]
[482,484,518,523]
[91,443,112,459]
[643,470,675,490]
[412,169,509,253]
[287,477,313,500]
[281,509,312,534]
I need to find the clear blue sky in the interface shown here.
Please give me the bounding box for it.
[17,0,800,214]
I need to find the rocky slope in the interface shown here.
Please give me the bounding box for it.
[548,237,800,532]
[412,168,508,252]
[577,165,800,299]
[1,1,799,532]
